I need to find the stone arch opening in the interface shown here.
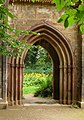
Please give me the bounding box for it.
[33,40,60,100]
[23,41,59,102]
[7,22,76,106]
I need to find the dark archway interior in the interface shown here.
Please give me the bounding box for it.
[34,39,60,100]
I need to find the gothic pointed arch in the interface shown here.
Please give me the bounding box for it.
[7,22,76,105]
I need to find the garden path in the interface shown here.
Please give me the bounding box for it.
[0,94,84,120]
[0,103,84,120]
[22,94,58,105]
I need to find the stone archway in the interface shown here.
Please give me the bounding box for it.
[34,40,60,100]
[7,22,76,106]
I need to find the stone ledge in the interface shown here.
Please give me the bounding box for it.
[0,101,8,109]
[77,101,84,108]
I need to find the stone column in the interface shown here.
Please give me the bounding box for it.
[0,55,2,98]
[81,34,84,107]
[0,55,8,109]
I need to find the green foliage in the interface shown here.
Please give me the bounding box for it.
[23,73,50,86]
[24,65,52,74]
[23,73,52,96]
[23,86,39,94]
[25,46,39,66]
[24,45,52,74]
[0,0,25,56]
[0,0,38,56]
[34,74,52,97]
[52,0,65,11]
[23,45,52,97]
[31,0,40,3]
[1,0,84,56]
[53,0,84,34]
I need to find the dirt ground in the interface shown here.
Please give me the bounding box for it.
[0,105,84,120]
[0,94,84,120]
[22,94,58,104]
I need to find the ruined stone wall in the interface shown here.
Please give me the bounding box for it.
[9,3,82,52]
[8,2,82,102]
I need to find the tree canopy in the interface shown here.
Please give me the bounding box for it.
[0,0,38,56]
[52,0,84,33]
[32,0,84,34]
[24,45,52,74]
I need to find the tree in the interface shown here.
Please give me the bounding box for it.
[0,0,38,56]
[52,0,84,34]
[24,45,52,74]
[24,46,39,67]
[32,0,84,33]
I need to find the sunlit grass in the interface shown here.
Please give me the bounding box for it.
[23,73,52,96]
[23,86,39,94]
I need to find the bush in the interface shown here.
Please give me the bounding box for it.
[24,66,52,74]
[23,73,52,96]
[34,75,52,97]
[23,73,48,86]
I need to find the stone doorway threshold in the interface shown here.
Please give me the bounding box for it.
[22,94,59,106]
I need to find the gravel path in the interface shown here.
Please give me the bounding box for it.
[0,94,84,120]
[22,94,58,105]
[0,105,84,120]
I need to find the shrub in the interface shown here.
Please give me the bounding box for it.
[23,73,52,96]
[23,73,48,86]
[34,75,52,97]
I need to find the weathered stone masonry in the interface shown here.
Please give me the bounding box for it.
[0,55,7,109]
[0,0,84,108]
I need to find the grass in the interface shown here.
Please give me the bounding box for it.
[23,73,52,97]
[23,86,39,94]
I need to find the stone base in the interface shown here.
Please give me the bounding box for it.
[0,101,8,109]
[77,101,84,108]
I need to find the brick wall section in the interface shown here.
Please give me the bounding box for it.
[9,3,82,102]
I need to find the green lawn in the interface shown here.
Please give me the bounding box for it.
[23,86,39,94]
[23,73,52,97]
